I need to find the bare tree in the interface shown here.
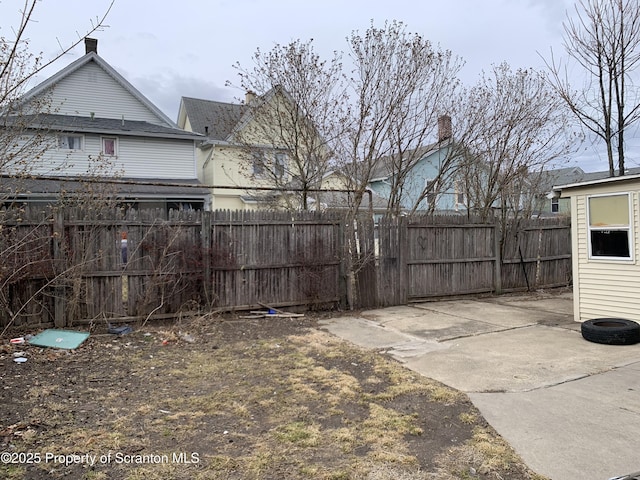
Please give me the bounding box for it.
[0,1,113,331]
[1,0,113,179]
[230,40,346,211]
[454,64,576,227]
[333,20,463,217]
[546,0,640,176]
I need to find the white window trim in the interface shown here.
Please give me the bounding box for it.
[425,178,437,208]
[454,181,466,208]
[251,151,266,178]
[551,197,559,213]
[57,134,84,152]
[101,136,118,157]
[586,192,634,262]
[274,152,287,180]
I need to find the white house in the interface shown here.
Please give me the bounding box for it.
[3,38,208,210]
[555,174,640,323]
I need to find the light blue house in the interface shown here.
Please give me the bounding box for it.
[368,116,466,214]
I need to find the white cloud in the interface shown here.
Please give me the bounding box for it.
[130,73,235,121]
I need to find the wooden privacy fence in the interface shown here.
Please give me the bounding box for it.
[500,218,573,292]
[0,207,345,329]
[208,210,344,309]
[0,207,571,329]
[376,215,571,306]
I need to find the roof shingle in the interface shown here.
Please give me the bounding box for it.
[180,97,247,141]
[10,114,203,140]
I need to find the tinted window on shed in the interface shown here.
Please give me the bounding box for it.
[588,194,632,259]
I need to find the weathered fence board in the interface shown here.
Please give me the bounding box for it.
[354,215,377,309]
[0,206,572,330]
[501,218,572,291]
[208,210,343,310]
[406,218,497,299]
[378,216,499,301]
[377,215,571,303]
[377,216,406,307]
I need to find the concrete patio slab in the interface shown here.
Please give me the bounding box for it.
[471,361,640,480]
[320,293,640,480]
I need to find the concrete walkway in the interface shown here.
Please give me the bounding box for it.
[319,292,640,480]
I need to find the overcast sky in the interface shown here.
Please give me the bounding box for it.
[2,0,634,172]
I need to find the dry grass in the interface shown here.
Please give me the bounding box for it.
[0,317,546,480]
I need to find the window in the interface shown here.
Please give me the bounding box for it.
[274,153,286,179]
[253,151,286,179]
[551,197,559,213]
[58,135,83,150]
[425,178,437,207]
[455,181,466,206]
[102,137,117,156]
[252,152,265,177]
[588,193,632,259]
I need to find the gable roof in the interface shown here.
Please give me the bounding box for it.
[179,86,302,145]
[179,96,247,141]
[19,51,177,128]
[227,86,293,140]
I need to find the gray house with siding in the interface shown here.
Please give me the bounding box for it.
[3,38,209,210]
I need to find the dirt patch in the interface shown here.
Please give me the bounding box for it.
[0,313,548,479]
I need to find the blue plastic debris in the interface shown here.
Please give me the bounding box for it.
[28,329,90,350]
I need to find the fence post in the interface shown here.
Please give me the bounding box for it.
[53,210,66,327]
[201,212,212,306]
[398,216,408,304]
[338,218,350,309]
[494,220,502,295]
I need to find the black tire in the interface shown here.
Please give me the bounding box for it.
[581,318,640,345]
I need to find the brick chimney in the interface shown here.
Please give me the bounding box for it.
[245,91,257,104]
[85,37,98,55]
[438,115,452,142]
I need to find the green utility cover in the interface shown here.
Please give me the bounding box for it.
[29,329,90,350]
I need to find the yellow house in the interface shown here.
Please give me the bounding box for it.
[310,170,388,215]
[177,87,329,211]
[556,174,640,323]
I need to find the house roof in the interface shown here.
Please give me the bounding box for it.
[11,114,203,140]
[18,51,177,128]
[179,96,248,141]
[532,166,587,192]
[554,171,640,192]
[179,86,304,146]
[1,176,210,199]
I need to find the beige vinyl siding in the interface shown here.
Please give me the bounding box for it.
[570,195,582,321]
[32,133,196,179]
[211,194,250,211]
[46,63,163,124]
[573,190,640,322]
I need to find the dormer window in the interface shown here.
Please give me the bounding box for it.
[58,134,83,151]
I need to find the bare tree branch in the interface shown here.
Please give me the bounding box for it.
[544,0,640,176]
